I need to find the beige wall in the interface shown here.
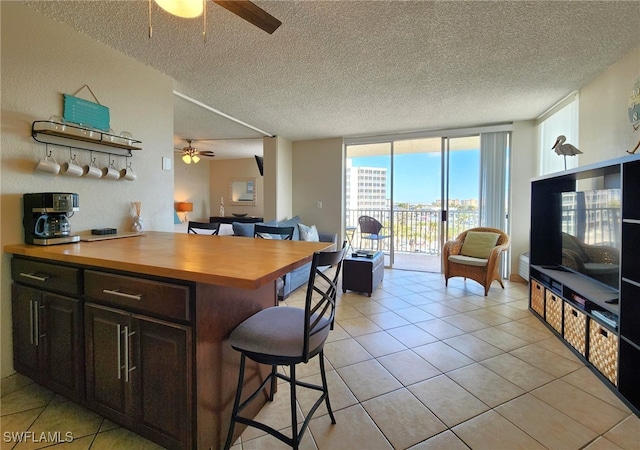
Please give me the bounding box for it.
[579,46,640,163]
[292,138,344,237]
[0,3,175,378]
[174,160,211,222]
[509,121,537,280]
[264,136,292,221]
[208,158,264,218]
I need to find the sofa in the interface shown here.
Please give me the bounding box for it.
[231,216,338,299]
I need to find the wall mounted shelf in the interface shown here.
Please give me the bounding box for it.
[32,120,142,156]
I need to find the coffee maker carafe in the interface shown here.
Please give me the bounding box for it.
[23,193,80,245]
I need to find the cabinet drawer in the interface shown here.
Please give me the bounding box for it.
[588,320,619,386]
[545,291,562,333]
[563,303,587,356]
[530,279,544,317]
[12,257,81,296]
[85,271,190,321]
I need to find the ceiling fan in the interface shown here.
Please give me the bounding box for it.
[153,0,281,34]
[213,1,281,34]
[176,139,215,164]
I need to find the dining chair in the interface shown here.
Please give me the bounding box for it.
[254,224,294,240]
[187,221,220,235]
[223,243,347,449]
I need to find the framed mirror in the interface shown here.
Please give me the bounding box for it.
[229,177,257,206]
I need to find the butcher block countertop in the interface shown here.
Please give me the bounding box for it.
[4,231,332,289]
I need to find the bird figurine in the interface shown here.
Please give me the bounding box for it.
[628,138,640,155]
[552,135,582,170]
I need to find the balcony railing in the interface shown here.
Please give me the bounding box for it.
[346,208,480,255]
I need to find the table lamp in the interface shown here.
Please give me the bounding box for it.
[176,202,193,222]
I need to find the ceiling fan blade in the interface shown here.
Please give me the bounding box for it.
[213,0,282,34]
[196,151,216,157]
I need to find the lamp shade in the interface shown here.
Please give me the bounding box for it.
[155,0,203,18]
[176,202,193,212]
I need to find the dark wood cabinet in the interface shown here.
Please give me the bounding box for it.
[11,264,84,403]
[85,304,132,424]
[12,284,45,376]
[85,284,192,450]
[133,315,192,449]
[529,154,640,415]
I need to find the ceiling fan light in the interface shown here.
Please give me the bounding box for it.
[192,154,200,164]
[155,0,203,18]
[182,153,191,164]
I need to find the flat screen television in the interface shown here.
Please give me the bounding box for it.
[559,187,621,290]
[254,155,264,176]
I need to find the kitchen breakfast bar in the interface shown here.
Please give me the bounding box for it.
[4,232,332,449]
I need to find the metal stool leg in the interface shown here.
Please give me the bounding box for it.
[224,353,246,450]
[290,364,299,450]
[319,351,336,424]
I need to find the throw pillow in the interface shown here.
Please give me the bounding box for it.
[460,231,500,259]
[232,222,257,237]
[278,215,302,240]
[298,223,319,242]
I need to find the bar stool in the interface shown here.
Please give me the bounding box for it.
[223,243,347,449]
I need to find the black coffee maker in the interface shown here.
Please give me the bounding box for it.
[23,193,80,245]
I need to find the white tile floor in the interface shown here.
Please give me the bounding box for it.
[2,269,639,449]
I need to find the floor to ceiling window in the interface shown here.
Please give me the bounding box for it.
[345,127,510,273]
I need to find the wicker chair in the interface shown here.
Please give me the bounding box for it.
[443,227,510,296]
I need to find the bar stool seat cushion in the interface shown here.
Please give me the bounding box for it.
[230,307,330,358]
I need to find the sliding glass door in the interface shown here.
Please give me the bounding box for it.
[346,132,498,272]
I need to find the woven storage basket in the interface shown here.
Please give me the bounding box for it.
[563,303,587,356]
[589,320,619,386]
[530,279,545,317]
[545,291,562,333]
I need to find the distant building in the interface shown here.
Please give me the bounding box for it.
[346,160,388,210]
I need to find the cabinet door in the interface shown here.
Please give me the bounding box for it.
[45,292,84,402]
[11,284,45,377]
[84,303,133,425]
[131,315,192,450]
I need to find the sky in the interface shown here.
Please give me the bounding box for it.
[351,149,480,204]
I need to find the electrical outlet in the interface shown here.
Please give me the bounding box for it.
[317,201,322,209]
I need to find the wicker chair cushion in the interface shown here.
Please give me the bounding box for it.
[460,231,499,258]
[229,306,330,358]
[562,233,588,261]
[448,255,489,267]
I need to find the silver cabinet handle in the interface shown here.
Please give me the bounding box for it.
[36,302,46,345]
[20,272,49,282]
[102,289,142,301]
[29,300,35,345]
[123,326,137,382]
[117,323,122,380]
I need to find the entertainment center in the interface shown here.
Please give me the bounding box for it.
[529,154,640,415]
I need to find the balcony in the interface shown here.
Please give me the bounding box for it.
[346,208,480,272]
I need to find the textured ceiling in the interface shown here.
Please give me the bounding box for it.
[25,0,640,159]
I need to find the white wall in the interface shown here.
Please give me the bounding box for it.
[579,46,640,163]
[0,3,175,378]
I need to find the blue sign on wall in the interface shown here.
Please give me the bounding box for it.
[63,94,110,131]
